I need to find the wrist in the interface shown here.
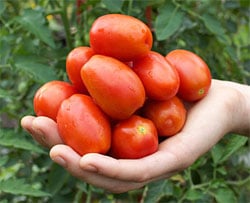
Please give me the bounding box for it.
[224,81,250,136]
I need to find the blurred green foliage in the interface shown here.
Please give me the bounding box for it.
[0,0,249,202]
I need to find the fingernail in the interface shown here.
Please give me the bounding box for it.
[52,156,66,167]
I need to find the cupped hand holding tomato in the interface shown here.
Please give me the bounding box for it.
[21,80,250,193]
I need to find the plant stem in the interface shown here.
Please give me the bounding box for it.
[61,0,73,50]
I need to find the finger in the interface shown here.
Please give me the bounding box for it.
[79,143,182,183]
[50,145,143,193]
[21,116,63,148]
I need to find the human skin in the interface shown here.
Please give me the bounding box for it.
[21,79,250,193]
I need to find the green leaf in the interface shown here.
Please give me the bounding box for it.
[185,188,204,201]
[47,163,70,195]
[155,3,184,41]
[14,56,58,83]
[211,134,248,164]
[213,187,237,203]
[0,156,8,167]
[102,0,123,12]
[144,179,173,203]
[0,88,13,99]
[16,8,56,48]
[0,0,5,15]
[0,128,46,154]
[201,13,231,45]
[0,178,51,197]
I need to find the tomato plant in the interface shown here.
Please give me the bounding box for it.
[89,14,153,61]
[57,94,111,156]
[165,49,212,102]
[33,80,77,121]
[143,96,187,137]
[81,55,146,120]
[66,46,95,93]
[133,51,180,101]
[110,115,158,159]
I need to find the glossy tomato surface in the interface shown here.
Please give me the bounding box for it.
[33,80,77,121]
[133,51,180,101]
[144,96,186,137]
[57,94,111,156]
[111,115,158,159]
[166,49,211,101]
[81,55,146,120]
[66,46,95,93]
[89,14,152,61]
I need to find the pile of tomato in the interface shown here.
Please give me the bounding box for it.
[33,14,212,159]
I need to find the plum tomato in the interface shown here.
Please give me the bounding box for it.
[57,94,111,156]
[33,80,77,121]
[133,51,180,101]
[110,115,158,159]
[89,14,153,61]
[66,46,95,93]
[81,55,146,120]
[143,96,186,137]
[165,49,212,102]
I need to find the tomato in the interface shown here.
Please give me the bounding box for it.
[143,96,186,137]
[133,51,180,101]
[66,46,95,93]
[57,94,111,156]
[89,14,153,61]
[165,49,212,101]
[81,55,146,120]
[33,81,77,121]
[110,115,158,159]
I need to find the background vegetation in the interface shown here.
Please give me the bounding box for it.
[0,0,249,202]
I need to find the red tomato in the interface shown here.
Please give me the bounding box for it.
[110,115,158,159]
[89,14,153,61]
[66,46,95,93]
[33,81,77,121]
[143,97,186,137]
[57,94,111,156]
[165,49,212,101]
[133,51,180,101]
[81,55,146,120]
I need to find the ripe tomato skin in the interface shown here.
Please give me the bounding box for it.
[143,96,186,137]
[89,14,153,61]
[165,49,212,102]
[66,46,95,93]
[133,51,180,101]
[33,81,77,121]
[57,94,111,156]
[111,115,158,159]
[81,55,146,120]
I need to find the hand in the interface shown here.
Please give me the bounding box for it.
[21,79,250,193]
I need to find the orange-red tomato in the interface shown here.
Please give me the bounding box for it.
[33,81,77,121]
[89,14,153,61]
[66,46,95,93]
[166,49,212,101]
[110,115,158,159]
[81,55,146,120]
[143,96,186,137]
[133,51,180,101]
[57,94,111,156]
